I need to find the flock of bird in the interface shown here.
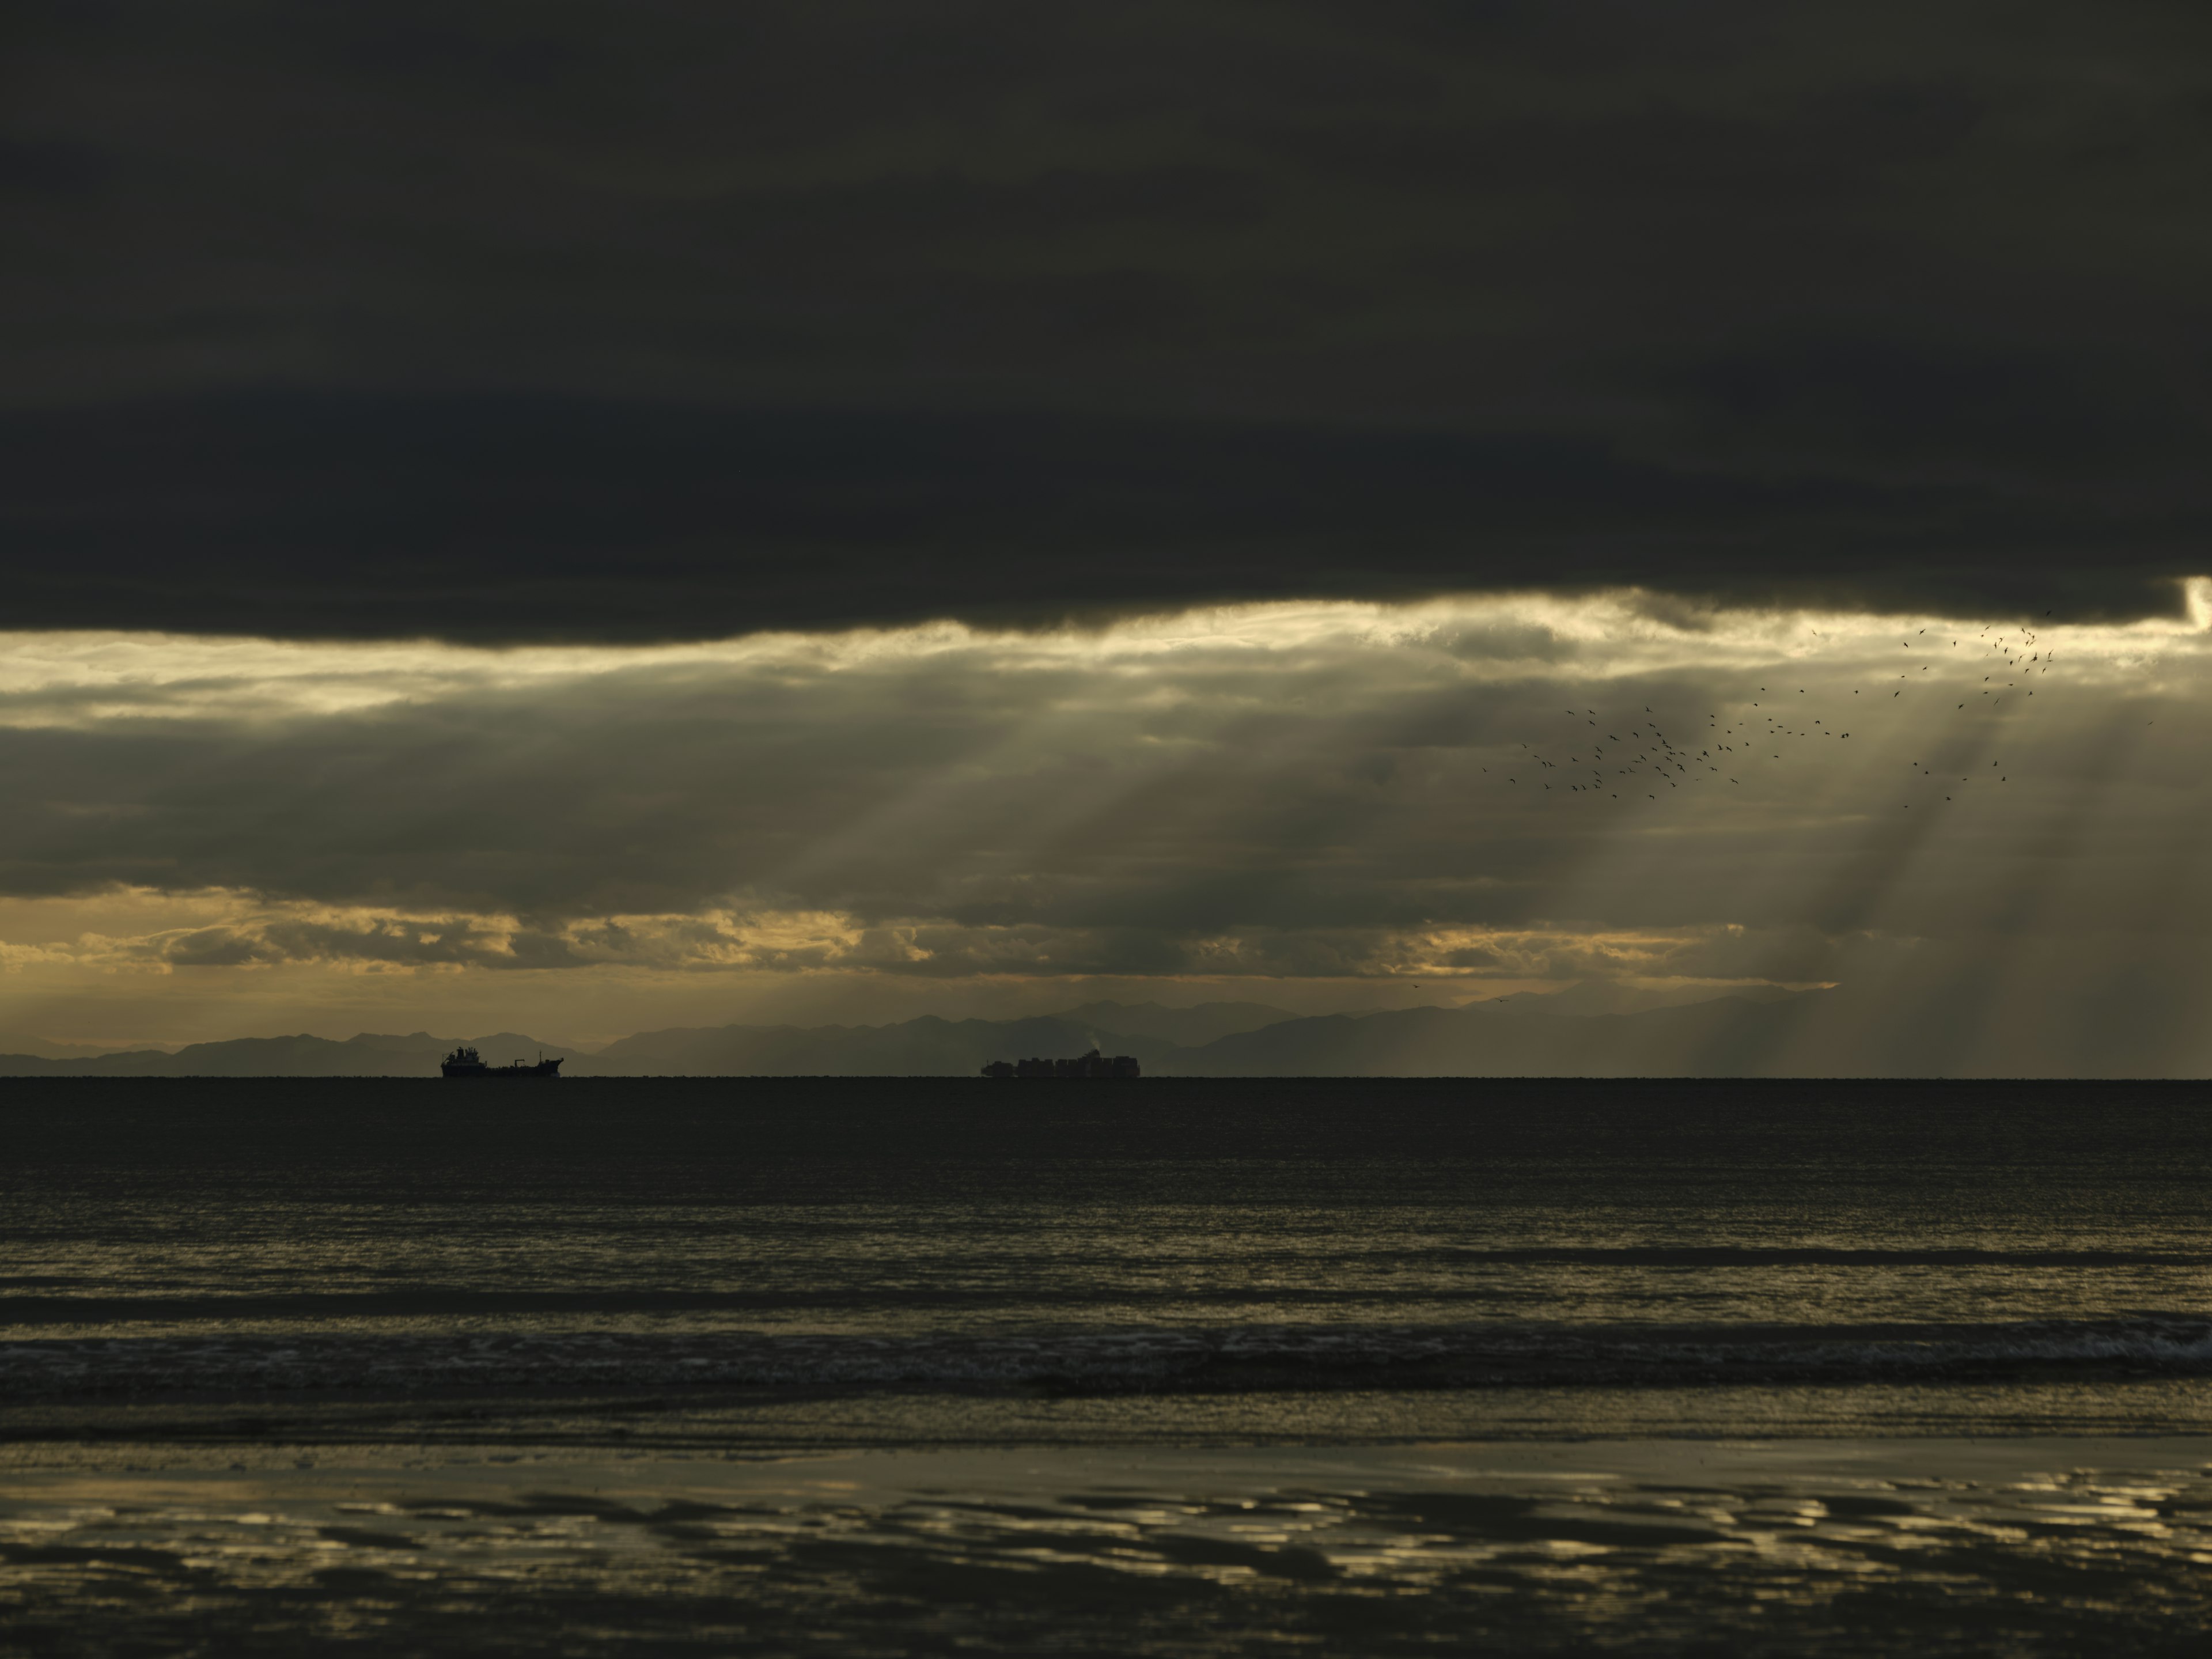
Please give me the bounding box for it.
[1485,616,2062,810]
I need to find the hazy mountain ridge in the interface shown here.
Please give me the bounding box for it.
[0,1033,146,1060]
[0,987,2169,1077]
[1148,996,1831,1077]
[0,1031,577,1078]
[571,1016,1190,1078]
[1050,1000,1297,1047]
[564,994,1840,1081]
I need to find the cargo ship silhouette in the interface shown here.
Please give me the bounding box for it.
[441,1045,562,1078]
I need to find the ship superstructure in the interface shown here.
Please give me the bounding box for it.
[980,1047,1139,1078]
[441,1045,562,1078]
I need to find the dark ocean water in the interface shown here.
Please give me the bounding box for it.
[5,1077,2212,1653]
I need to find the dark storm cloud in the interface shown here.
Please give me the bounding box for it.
[6,1,2211,637]
[3,394,2041,642]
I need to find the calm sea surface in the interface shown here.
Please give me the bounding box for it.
[5,1077,2211,1653]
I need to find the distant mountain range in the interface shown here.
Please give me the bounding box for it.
[575,1014,1188,1078]
[0,1000,1302,1080]
[565,995,1851,1078]
[1156,995,1836,1077]
[0,987,2161,1077]
[1051,999,1296,1047]
[0,1030,579,1078]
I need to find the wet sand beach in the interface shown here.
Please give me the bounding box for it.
[8,1437,2212,1655]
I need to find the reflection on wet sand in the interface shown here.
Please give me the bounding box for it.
[5,1440,2210,1656]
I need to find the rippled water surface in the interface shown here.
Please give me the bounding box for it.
[5,1077,2212,1652]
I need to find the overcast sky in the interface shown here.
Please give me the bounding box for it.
[5,5,2209,1066]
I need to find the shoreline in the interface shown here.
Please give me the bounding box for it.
[13,1375,2212,1461]
[9,1426,2212,1487]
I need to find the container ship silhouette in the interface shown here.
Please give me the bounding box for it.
[980,1047,1139,1078]
[441,1045,562,1078]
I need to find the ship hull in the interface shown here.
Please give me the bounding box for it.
[441,1059,562,1078]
